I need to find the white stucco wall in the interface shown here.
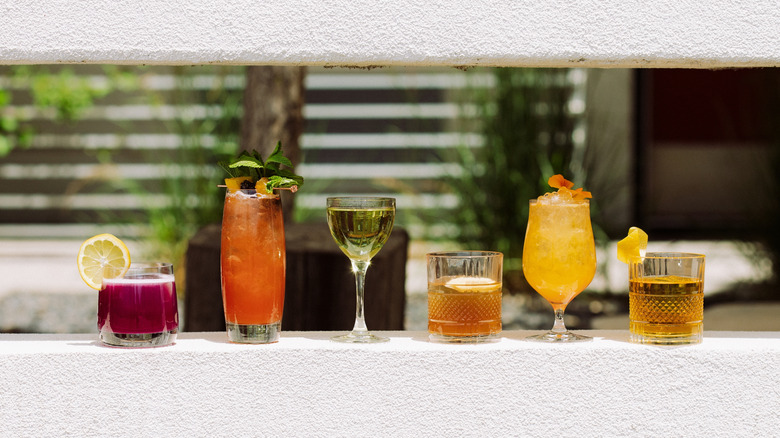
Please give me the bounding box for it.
[2,331,779,437]
[1,0,779,67]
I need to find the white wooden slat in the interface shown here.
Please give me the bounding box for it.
[0,193,206,209]
[22,132,481,151]
[0,71,492,91]
[297,163,462,179]
[0,163,218,180]
[12,103,473,121]
[301,133,483,149]
[0,224,147,238]
[26,133,218,150]
[295,193,459,210]
[2,162,456,180]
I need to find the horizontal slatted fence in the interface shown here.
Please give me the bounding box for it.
[0,66,584,240]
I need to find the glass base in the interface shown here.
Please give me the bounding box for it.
[630,323,703,345]
[526,331,592,343]
[100,329,177,348]
[226,321,281,344]
[331,330,389,344]
[429,333,500,344]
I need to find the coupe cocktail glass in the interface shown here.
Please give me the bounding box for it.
[98,262,178,347]
[220,188,286,344]
[326,197,395,343]
[522,198,596,342]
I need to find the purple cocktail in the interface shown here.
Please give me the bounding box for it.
[98,262,178,347]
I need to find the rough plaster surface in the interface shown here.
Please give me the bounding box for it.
[1,331,779,437]
[0,1,778,67]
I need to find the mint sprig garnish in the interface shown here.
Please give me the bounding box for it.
[218,141,304,191]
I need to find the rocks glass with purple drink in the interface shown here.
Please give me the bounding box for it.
[98,262,179,347]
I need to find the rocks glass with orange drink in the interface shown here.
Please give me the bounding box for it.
[427,251,503,343]
[618,227,705,345]
[218,144,303,344]
[629,253,705,345]
[522,175,596,342]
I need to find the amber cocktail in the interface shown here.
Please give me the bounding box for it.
[629,252,704,345]
[427,251,503,343]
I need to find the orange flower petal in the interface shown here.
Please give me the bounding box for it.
[548,174,574,189]
[571,188,593,200]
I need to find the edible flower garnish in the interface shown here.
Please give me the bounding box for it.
[547,174,591,201]
[218,141,304,194]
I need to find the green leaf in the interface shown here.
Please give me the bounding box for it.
[229,158,263,169]
[0,136,10,157]
[1,116,18,132]
[265,154,293,168]
[267,175,302,190]
[217,161,237,178]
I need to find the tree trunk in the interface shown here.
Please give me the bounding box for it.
[240,66,306,219]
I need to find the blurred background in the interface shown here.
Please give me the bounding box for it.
[0,65,778,333]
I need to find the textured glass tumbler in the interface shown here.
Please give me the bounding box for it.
[427,251,503,343]
[98,262,179,348]
[629,252,705,345]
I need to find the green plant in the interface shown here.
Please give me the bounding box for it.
[446,68,586,284]
[1,66,118,156]
[135,66,244,266]
[0,87,32,156]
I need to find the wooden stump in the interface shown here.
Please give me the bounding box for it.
[184,222,408,332]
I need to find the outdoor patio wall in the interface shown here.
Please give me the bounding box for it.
[2,331,779,437]
[1,0,779,67]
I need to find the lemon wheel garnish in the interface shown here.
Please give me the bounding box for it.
[77,233,131,290]
[617,226,648,264]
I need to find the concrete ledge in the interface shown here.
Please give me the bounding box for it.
[1,331,778,436]
[1,1,779,67]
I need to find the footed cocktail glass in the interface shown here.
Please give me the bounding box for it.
[220,188,286,344]
[98,262,178,347]
[523,198,596,342]
[327,197,395,343]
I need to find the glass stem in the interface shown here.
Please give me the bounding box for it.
[351,260,370,334]
[551,305,567,334]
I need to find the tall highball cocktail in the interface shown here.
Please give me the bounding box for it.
[218,144,303,344]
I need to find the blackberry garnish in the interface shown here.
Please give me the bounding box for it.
[240,179,255,190]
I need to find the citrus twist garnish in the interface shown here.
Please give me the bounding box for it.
[224,176,253,191]
[445,276,500,293]
[77,233,131,290]
[548,174,592,201]
[617,227,648,264]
